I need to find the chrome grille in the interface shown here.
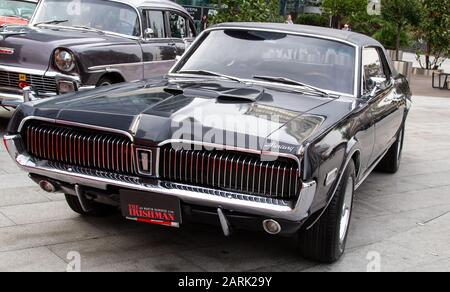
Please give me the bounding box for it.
[22,122,137,175]
[160,147,300,199]
[0,70,57,92]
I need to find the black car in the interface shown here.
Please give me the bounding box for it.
[0,0,196,117]
[4,23,412,263]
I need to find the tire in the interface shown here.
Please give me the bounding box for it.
[65,194,117,217]
[298,161,356,263]
[376,126,404,174]
[97,77,114,87]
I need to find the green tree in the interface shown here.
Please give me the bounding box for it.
[321,0,368,29]
[210,0,281,24]
[415,0,450,70]
[381,0,421,60]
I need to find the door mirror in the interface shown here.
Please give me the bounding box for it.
[368,76,387,97]
[144,28,155,39]
[175,55,182,61]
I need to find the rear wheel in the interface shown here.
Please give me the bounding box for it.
[376,126,404,173]
[298,161,356,263]
[65,194,117,217]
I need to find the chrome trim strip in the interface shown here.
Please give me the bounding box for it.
[88,60,175,72]
[18,116,134,142]
[5,134,317,222]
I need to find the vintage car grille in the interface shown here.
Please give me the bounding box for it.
[159,147,300,199]
[0,70,57,92]
[22,122,137,175]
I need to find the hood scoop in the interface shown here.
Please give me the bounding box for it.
[164,84,264,103]
[217,88,265,103]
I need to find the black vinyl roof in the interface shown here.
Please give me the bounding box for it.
[213,22,382,47]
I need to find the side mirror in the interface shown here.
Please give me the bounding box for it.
[144,28,154,39]
[369,76,387,97]
[175,55,182,61]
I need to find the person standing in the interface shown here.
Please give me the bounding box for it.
[286,14,294,24]
[342,24,352,31]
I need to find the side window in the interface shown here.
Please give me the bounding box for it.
[362,47,387,93]
[169,11,187,39]
[146,10,165,38]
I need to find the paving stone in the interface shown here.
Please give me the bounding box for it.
[0,201,79,225]
[0,247,67,272]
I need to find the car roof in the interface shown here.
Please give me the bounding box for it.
[212,22,382,47]
[116,0,189,13]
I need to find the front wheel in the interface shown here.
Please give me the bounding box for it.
[298,161,356,263]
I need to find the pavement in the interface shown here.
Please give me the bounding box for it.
[0,76,449,272]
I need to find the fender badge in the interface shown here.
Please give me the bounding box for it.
[0,47,14,55]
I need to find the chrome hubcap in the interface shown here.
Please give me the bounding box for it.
[339,177,354,248]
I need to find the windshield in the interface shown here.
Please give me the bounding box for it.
[32,0,141,37]
[0,0,36,20]
[176,30,356,95]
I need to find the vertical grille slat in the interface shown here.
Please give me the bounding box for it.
[22,122,136,176]
[159,146,300,200]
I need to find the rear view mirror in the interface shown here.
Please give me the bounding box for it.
[369,76,387,97]
[144,28,154,39]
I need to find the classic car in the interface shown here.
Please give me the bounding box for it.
[4,23,412,263]
[0,0,196,117]
[0,0,38,28]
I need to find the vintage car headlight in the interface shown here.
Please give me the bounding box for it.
[54,49,76,72]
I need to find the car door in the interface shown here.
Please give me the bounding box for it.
[166,10,196,57]
[140,9,177,78]
[362,47,405,164]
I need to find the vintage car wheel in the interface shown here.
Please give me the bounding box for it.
[65,194,117,217]
[298,161,356,263]
[376,126,405,174]
[97,77,114,87]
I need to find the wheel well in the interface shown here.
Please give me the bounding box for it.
[98,72,125,85]
[351,151,361,178]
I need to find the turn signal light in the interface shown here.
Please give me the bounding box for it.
[18,81,28,89]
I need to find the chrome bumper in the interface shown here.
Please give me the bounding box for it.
[0,65,95,108]
[3,134,317,222]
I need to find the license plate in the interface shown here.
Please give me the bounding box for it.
[120,190,181,228]
[18,74,27,81]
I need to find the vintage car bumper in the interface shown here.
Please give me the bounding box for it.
[3,134,317,233]
[0,65,94,110]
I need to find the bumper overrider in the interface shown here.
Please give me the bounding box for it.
[3,134,317,235]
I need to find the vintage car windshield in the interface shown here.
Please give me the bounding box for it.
[177,30,356,95]
[0,0,36,20]
[32,0,141,37]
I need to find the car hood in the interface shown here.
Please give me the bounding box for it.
[0,26,136,71]
[10,79,351,156]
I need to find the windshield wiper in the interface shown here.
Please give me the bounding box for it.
[176,70,246,84]
[253,75,331,97]
[34,19,68,26]
[72,25,105,34]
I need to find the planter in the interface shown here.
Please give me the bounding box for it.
[387,49,404,61]
[412,67,443,77]
[393,61,413,82]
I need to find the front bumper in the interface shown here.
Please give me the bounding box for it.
[0,65,95,109]
[4,134,317,223]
